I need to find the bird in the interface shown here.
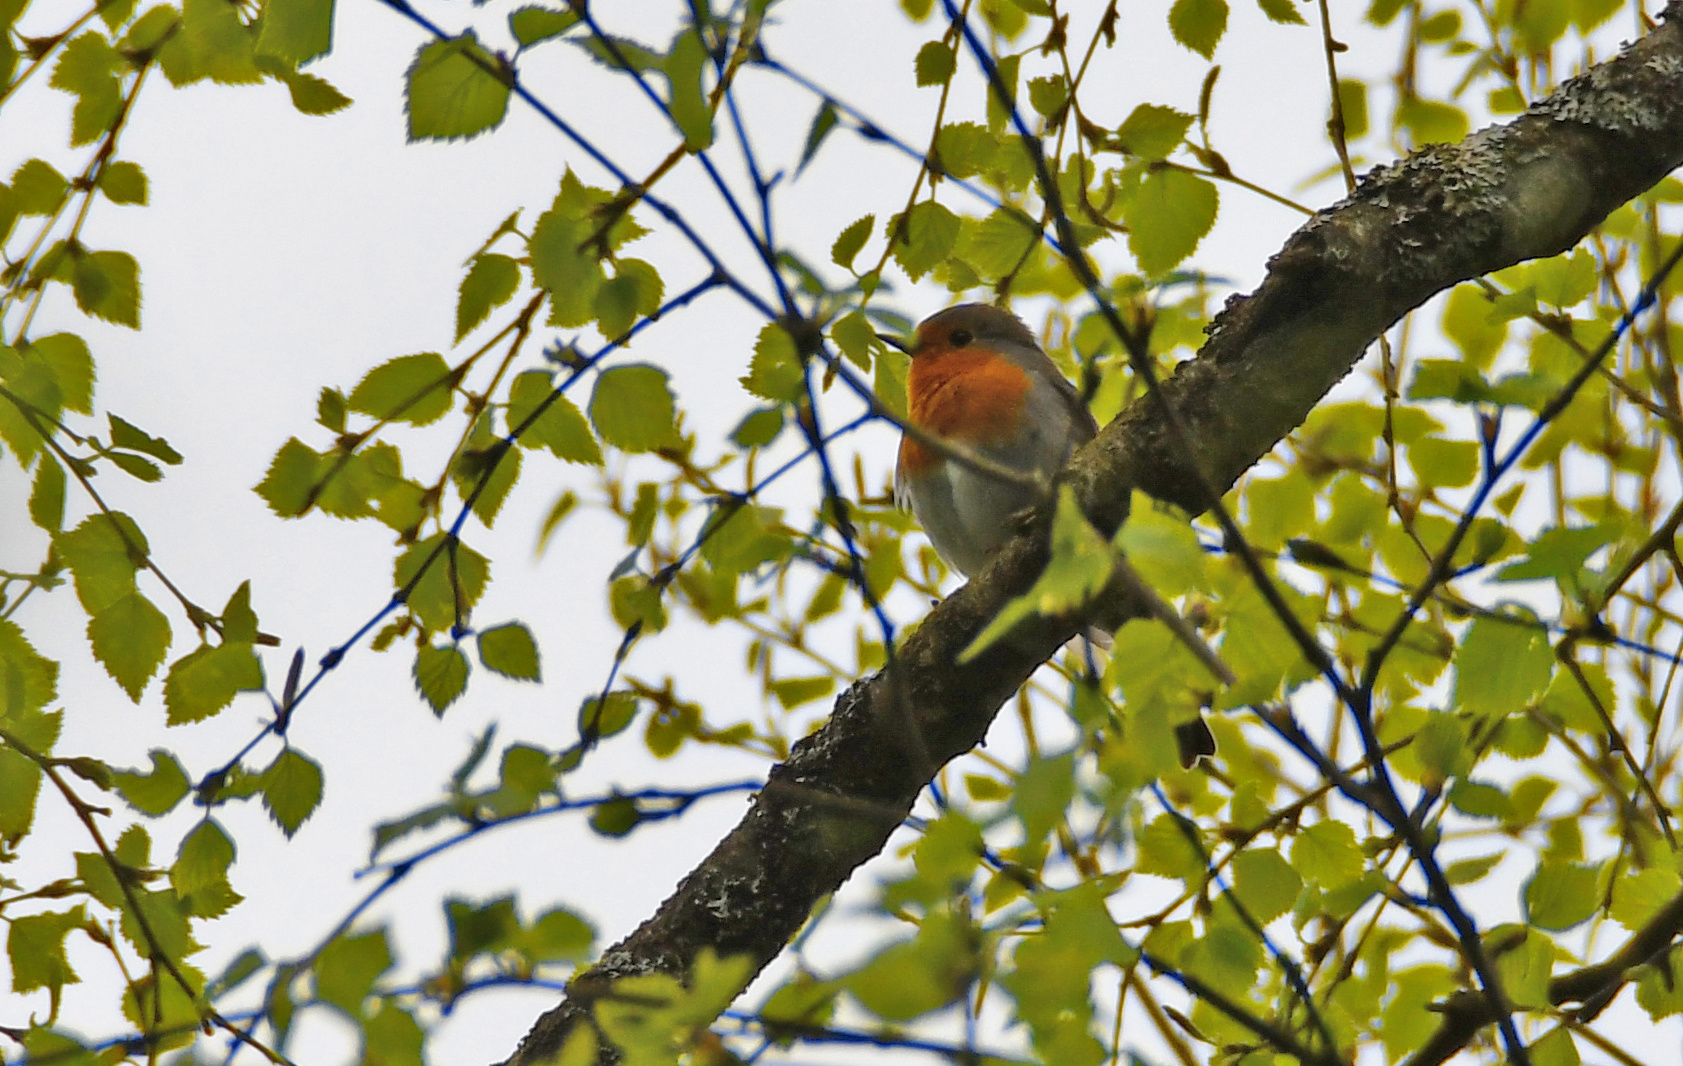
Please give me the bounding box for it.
[893,302,1216,768]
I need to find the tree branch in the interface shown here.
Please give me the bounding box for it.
[504,7,1683,1063]
[1405,888,1683,1066]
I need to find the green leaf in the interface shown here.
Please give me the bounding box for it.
[1530,248,1597,309]
[207,949,267,1000]
[1115,491,1204,595]
[109,452,161,482]
[1573,0,1621,33]
[1449,778,1512,818]
[889,200,961,281]
[109,414,182,465]
[222,580,259,644]
[1135,812,1206,881]
[1012,753,1075,846]
[455,252,522,340]
[934,122,998,179]
[7,906,85,994]
[524,907,594,961]
[163,641,263,725]
[0,621,60,720]
[846,912,973,1020]
[1125,168,1217,276]
[256,0,334,64]
[89,590,171,701]
[1445,852,1506,886]
[262,747,324,837]
[0,710,57,843]
[494,744,555,809]
[1524,859,1601,930]
[506,371,602,464]
[1256,0,1306,23]
[171,818,240,918]
[1291,820,1364,889]
[1335,77,1369,140]
[393,533,490,633]
[362,1001,424,1065]
[405,32,510,141]
[1169,0,1228,57]
[742,322,804,403]
[769,675,833,710]
[156,0,260,85]
[348,352,456,425]
[510,6,579,49]
[49,33,121,147]
[1610,867,1682,930]
[415,643,470,714]
[1026,74,1066,118]
[272,68,353,115]
[589,364,679,453]
[317,387,347,432]
[1398,94,1468,145]
[662,28,713,150]
[451,439,521,528]
[875,342,909,421]
[1528,1028,1581,1066]
[965,208,1039,280]
[477,623,540,681]
[915,41,955,86]
[579,691,638,741]
[609,575,668,633]
[28,333,94,416]
[630,484,661,548]
[699,502,792,576]
[962,487,1112,661]
[1116,103,1194,161]
[529,211,604,327]
[575,33,664,73]
[11,159,69,215]
[594,257,662,340]
[112,750,190,816]
[70,248,141,328]
[97,160,148,205]
[1232,848,1302,923]
[1495,523,1617,584]
[731,406,783,448]
[831,214,874,271]
[1409,436,1478,488]
[914,812,984,885]
[830,309,880,370]
[29,455,65,531]
[1452,615,1552,716]
[57,513,145,612]
[1513,0,1569,51]
[590,795,641,836]
[798,99,839,173]
[256,438,324,517]
[1442,284,1506,370]
[316,929,392,1013]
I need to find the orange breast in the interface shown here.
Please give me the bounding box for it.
[899,347,1032,476]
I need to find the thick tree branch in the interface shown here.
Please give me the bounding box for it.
[505,8,1683,1064]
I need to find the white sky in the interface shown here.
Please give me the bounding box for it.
[2,0,1675,1063]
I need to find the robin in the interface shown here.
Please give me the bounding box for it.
[893,302,1216,767]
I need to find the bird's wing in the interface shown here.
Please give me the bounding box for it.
[1027,359,1099,456]
[893,439,913,511]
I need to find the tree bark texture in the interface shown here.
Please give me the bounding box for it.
[506,7,1683,1063]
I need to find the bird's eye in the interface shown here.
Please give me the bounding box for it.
[950,328,973,347]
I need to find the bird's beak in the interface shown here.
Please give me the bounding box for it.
[876,332,910,353]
